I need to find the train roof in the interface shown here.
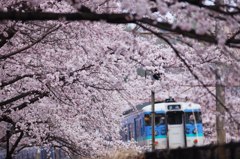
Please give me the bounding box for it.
[142,102,201,112]
[122,98,201,116]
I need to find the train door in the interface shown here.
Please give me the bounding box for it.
[134,118,137,141]
[166,111,185,149]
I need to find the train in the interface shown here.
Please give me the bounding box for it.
[121,98,204,150]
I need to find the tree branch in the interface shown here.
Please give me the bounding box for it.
[0,90,43,107]
[0,115,15,124]
[0,24,61,60]
[9,131,24,155]
[0,11,238,47]
[0,25,17,48]
[0,74,40,89]
[182,0,240,15]
[3,91,49,113]
[0,11,131,23]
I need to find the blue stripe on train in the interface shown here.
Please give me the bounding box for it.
[186,134,204,137]
[145,134,204,139]
[145,135,167,139]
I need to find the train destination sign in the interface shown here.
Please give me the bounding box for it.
[167,105,181,110]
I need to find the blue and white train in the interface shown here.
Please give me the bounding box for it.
[121,98,204,150]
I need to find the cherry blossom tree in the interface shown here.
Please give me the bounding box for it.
[1,0,240,158]
[0,1,177,158]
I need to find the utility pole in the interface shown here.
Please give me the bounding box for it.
[215,69,226,144]
[151,90,155,151]
[142,69,160,151]
[215,0,226,144]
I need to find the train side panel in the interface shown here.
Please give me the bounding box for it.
[184,109,204,147]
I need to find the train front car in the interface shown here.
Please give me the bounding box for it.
[121,100,204,151]
[183,103,204,147]
[164,102,204,148]
[142,101,204,149]
[142,104,168,150]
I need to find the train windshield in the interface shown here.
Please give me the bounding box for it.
[144,113,165,126]
[167,111,183,125]
[185,112,202,124]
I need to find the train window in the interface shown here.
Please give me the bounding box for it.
[144,114,151,126]
[121,126,128,141]
[167,111,183,125]
[185,112,202,124]
[145,114,166,126]
[155,114,165,126]
[128,124,133,140]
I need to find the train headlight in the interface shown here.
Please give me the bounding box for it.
[193,139,198,144]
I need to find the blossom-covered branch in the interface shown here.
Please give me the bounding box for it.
[0,24,61,60]
[0,9,239,48]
